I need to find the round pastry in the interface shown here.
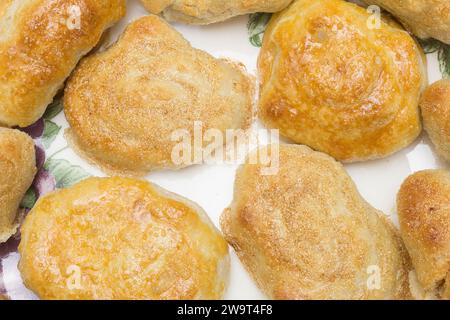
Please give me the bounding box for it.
[221,144,412,300]
[397,170,450,300]
[0,128,36,243]
[64,15,254,176]
[420,79,450,163]
[258,0,427,162]
[0,0,126,127]
[364,0,450,44]
[19,177,230,300]
[140,0,293,25]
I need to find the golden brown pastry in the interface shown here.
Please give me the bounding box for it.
[0,0,126,127]
[221,144,412,300]
[19,177,229,300]
[64,15,254,176]
[397,170,450,300]
[364,0,450,44]
[420,79,450,163]
[0,128,36,243]
[140,0,293,25]
[258,0,427,162]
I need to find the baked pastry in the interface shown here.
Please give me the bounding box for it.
[0,0,126,127]
[140,0,293,25]
[0,128,36,243]
[397,170,450,300]
[64,15,254,176]
[19,177,229,300]
[420,79,450,163]
[364,0,450,44]
[221,144,412,299]
[258,0,427,162]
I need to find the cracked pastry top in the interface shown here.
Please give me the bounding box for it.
[19,177,230,300]
[258,0,427,162]
[140,0,293,25]
[64,15,254,176]
[0,0,126,127]
[0,128,36,243]
[364,0,450,44]
[221,144,412,300]
[397,170,450,300]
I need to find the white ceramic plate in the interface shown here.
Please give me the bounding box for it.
[0,0,449,300]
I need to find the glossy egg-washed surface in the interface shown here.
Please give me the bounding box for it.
[258,0,427,162]
[0,0,126,127]
[18,177,229,300]
[397,170,450,299]
[0,129,36,243]
[364,0,450,44]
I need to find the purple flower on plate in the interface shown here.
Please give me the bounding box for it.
[19,118,44,139]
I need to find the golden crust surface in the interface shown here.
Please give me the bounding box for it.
[258,0,426,162]
[19,177,230,300]
[0,0,126,127]
[64,15,254,175]
[140,0,293,24]
[420,79,450,163]
[364,0,450,44]
[221,144,412,300]
[0,128,36,243]
[397,170,450,300]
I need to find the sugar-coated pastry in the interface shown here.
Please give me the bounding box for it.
[364,0,450,44]
[140,0,293,25]
[397,170,450,300]
[0,0,126,127]
[19,177,229,300]
[221,144,412,300]
[64,15,254,176]
[420,79,450,163]
[258,0,427,162]
[0,128,36,243]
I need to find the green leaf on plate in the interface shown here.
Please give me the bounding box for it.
[42,119,61,149]
[438,44,450,78]
[21,187,37,209]
[417,38,442,54]
[43,98,64,120]
[248,13,271,47]
[44,158,90,189]
[418,38,450,79]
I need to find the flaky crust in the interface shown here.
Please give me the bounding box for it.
[0,128,36,243]
[140,0,293,25]
[420,79,450,163]
[258,0,426,162]
[221,144,412,300]
[397,170,450,300]
[364,0,450,44]
[0,0,126,127]
[19,177,230,300]
[64,15,254,175]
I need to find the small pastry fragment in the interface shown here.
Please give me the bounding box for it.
[0,128,36,243]
[221,144,412,300]
[64,15,254,175]
[258,0,427,162]
[364,0,450,44]
[140,0,293,25]
[0,0,126,127]
[420,79,450,163]
[397,170,450,300]
[19,177,229,300]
